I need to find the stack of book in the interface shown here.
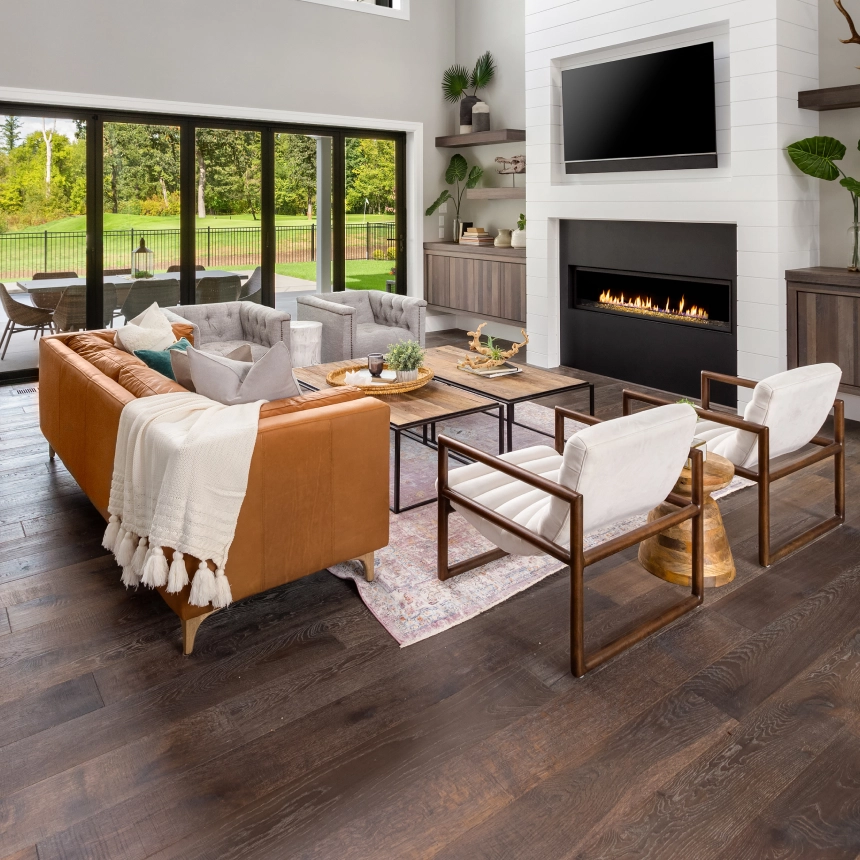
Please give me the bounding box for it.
[459,227,495,246]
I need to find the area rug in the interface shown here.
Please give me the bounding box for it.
[330,403,754,647]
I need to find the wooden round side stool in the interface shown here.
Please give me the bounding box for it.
[638,451,736,588]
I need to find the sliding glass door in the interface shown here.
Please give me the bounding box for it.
[0,102,407,379]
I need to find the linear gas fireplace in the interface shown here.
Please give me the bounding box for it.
[571,267,732,332]
[559,220,737,404]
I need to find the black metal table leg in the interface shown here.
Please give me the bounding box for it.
[589,383,595,415]
[498,404,505,454]
[393,428,401,514]
[506,402,514,452]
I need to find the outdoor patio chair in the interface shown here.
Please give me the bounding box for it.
[239,267,262,303]
[437,403,703,677]
[104,268,131,276]
[30,272,79,311]
[196,275,241,304]
[53,285,117,332]
[119,278,180,322]
[167,265,205,272]
[623,365,845,567]
[0,283,54,360]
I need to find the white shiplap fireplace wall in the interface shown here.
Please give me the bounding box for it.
[524,0,819,410]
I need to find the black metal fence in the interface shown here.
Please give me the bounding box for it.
[0,222,397,280]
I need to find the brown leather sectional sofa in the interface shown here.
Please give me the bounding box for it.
[39,331,390,653]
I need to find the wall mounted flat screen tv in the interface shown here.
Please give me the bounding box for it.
[562,43,717,174]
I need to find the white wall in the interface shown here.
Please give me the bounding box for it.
[524,0,819,406]
[452,0,526,239]
[0,0,455,252]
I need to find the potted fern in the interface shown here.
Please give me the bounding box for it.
[425,154,483,242]
[386,339,425,383]
[442,51,497,134]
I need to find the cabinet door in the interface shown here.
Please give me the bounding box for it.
[449,256,479,313]
[796,291,860,387]
[474,260,502,318]
[425,253,450,308]
[501,262,526,323]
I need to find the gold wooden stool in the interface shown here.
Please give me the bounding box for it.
[639,451,736,588]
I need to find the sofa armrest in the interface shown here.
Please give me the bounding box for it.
[296,296,355,362]
[239,303,291,353]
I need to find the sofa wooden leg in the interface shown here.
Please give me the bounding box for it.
[357,551,375,582]
[48,445,55,461]
[182,610,216,655]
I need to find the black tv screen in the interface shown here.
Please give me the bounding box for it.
[561,43,717,173]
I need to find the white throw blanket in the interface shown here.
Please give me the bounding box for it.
[102,392,263,609]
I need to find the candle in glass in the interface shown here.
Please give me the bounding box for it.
[367,353,384,378]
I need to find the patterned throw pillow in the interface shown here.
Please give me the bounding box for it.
[115,303,176,354]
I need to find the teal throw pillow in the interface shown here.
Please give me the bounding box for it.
[134,338,191,381]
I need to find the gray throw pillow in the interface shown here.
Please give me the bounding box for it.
[170,349,195,392]
[186,341,301,405]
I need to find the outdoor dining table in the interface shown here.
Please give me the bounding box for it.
[17,269,242,295]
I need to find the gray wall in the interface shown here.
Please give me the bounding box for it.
[819,3,860,266]
[0,0,456,241]
[450,0,526,239]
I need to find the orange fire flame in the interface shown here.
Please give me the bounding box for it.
[598,290,709,321]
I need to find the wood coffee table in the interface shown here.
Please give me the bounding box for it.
[638,451,737,588]
[294,359,503,514]
[421,345,594,452]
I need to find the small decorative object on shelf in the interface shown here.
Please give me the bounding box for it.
[131,237,154,279]
[457,322,528,371]
[386,339,426,383]
[367,353,385,378]
[460,227,495,246]
[495,228,513,247]
[787,135,860,270]
[495,155,526,187]
[425,155,483,244]
[511,213,526,249]
[442,51,497,134]
[472,101,490,132]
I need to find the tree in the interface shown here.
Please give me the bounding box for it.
[41,119,56,192]
[346,139,395,214]
[1,116,22,153]
[275,134,316,217]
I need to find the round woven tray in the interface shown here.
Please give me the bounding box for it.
[326,363,434,395]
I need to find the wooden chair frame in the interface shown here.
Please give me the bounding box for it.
[622,371,845,568]
[437,406,705,677]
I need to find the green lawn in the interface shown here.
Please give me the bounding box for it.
[14,213,394,233]
[276,260,395,291]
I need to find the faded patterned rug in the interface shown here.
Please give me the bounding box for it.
[330,403,753,646]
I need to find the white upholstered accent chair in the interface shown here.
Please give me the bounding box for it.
[623,364,845,568]
[437,403,704,677]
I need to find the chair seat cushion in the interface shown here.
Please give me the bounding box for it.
[447,446,563,556]
[355,322,407,356]
[200,340,270,361]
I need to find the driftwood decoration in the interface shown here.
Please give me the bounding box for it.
[495,155,526,174]
[457,322,529,370]
[835,0,860,66]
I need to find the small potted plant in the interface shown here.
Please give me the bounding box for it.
[386,339,425,383]
[511,213,526,249]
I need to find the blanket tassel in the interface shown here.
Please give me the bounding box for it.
[121,564,140,589]
[131,536,148,579]
[102,516,120,551]
[213,568,232,609]
[141,545,169,588]
[116,530,136,569]
[167,551,189,593]
[188,561,216,607]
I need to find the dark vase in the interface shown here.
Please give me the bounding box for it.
[459,95,479,132]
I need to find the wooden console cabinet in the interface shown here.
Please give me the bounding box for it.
[786,267,860,395]
[424,241,526,325]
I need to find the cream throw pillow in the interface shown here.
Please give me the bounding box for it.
[115,302,176,354]
[186,342,301,405]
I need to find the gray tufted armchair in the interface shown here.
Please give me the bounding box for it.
[163,301,291,360]
[296,290,426,363]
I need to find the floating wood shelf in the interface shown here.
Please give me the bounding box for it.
[435,129,526,148]
[798,85,860,111]
[466,186,525,200]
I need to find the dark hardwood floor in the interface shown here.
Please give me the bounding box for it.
[1,331,860,859]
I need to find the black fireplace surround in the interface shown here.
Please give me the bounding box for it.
[559,220,737,404]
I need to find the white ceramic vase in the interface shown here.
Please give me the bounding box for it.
[396,369,419,383]
[511,228,526,249]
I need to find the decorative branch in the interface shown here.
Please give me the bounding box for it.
[835,0,860,72]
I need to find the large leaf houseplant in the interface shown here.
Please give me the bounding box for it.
[787,135,860,270]
[425,153,483,242]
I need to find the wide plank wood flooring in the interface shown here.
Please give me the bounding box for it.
[1,331,859,859]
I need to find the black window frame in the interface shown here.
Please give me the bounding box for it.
[0,101,408,335]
